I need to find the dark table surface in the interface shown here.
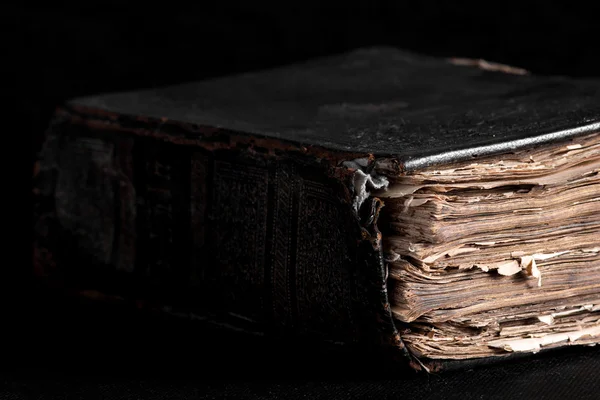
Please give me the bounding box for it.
[4,291,600,399]
[3,347,600,400]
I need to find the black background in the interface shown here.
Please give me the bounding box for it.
[13,2,600,398]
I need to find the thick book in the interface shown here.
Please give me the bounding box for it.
[32,47,600,372]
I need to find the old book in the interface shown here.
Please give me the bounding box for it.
[32,47,600,372]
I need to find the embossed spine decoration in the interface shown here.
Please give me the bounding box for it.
[208,160,269,321]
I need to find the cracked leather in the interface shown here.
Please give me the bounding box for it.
[71,46,600,170]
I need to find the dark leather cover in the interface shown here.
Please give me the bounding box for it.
[32,47,600,372]
[71,46,600,170]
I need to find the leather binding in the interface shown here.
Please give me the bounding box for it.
[32,47,600,372]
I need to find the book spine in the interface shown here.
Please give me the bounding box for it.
[33,111,406,350]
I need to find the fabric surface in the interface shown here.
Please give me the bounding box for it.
[5,293,600,399]
[3,346,599,399]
